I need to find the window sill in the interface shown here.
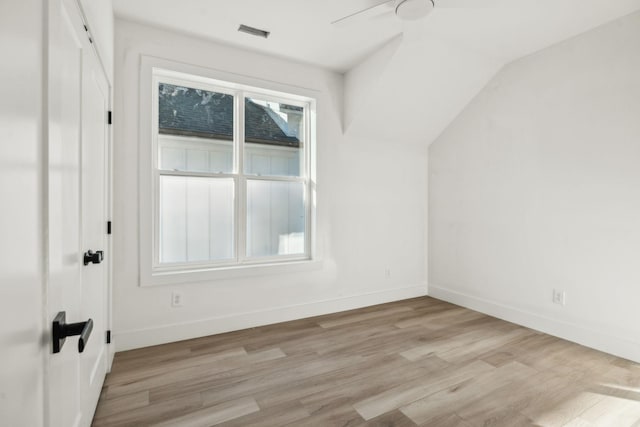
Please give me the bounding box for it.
[140,259,323,287]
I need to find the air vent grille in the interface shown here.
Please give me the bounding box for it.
[238,24,270,39]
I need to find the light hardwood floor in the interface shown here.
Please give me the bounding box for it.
[93,297,640,426]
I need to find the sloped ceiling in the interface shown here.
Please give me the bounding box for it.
[344,0,640,146]
[114,0,640,146]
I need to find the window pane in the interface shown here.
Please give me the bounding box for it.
[246,180,305,258]
[158,83,233,173]
[159,176,234,264]
[244,98,303,177]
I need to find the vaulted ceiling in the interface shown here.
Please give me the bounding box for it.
[114,0,640,146]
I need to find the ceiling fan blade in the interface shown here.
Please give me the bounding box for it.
[436,0,505,8]
[331,0,394,26]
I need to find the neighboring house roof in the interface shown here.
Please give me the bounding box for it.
[158,83,300,147]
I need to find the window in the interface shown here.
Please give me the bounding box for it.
[150,68,315,274]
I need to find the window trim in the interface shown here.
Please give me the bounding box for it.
[138,56,318,286]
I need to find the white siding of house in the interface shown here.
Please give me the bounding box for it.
[157,135,304,264]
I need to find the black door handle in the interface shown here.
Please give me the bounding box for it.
[84,250,103,266]
[52,311,93,353]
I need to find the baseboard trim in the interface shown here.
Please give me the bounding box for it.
[429,284,640,364]
[115,284,427,351]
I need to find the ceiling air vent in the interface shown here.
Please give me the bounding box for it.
[238,24,270,39]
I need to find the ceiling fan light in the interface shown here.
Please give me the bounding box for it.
[395,0,435,21]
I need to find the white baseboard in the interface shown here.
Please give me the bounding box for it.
[115,284,427,352]
[429,284,640,364]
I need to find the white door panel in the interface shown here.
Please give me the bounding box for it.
[47,0,110,425]
[48,0,83,424]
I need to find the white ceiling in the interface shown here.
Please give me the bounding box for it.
[114,0,640,73]
[341,0,640,146]
[114,0,402,72]
[114,0,640,146]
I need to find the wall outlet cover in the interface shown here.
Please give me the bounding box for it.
[552,289,566,306]
[171,291,184,307]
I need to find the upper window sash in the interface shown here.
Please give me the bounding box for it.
[152,76,310,180]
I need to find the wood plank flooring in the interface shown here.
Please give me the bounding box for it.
[93,297,640,426]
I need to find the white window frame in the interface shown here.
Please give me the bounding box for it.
[138,57,318,286]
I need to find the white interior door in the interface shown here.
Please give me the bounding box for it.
[47,0,110,425]
[47,0,84,424]
[80,23,110,420]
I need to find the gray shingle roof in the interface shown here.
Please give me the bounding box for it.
[159,84,300,147]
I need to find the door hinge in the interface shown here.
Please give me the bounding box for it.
[83,24,93,44]
[106,330,111,344]
[107,110,112,125]
[107,221,112,235]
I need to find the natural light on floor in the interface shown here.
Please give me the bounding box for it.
[532,383,640,426]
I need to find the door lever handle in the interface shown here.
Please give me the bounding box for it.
[52,311,93,353]
[84,250,103,266]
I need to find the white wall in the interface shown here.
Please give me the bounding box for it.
[343,35,402,132]
[429,11,640,362]
[344,28,503,148]
[113,20,427,351]
[0,1,46,425]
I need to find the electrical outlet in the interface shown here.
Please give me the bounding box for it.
[552,289,566,306]
[171,291,184,307]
